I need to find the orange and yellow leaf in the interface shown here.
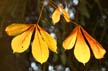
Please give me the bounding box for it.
[74,26,90,64]
[52,6,70,24]
[52,8,60,24]
[81,28,106,59]
[5,23,33,36]
[63,26,79,50]
[32,27,49,64]
[11,26,34,53]
[37,25,57,53]
[61,8,70,22]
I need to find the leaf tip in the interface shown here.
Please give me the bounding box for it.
[13,50,16,54]
[55,51,58,54]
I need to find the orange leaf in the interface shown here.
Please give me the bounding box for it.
[63,26,79,50]
[11,25,35,53]
[37,25,57,53]
[52,8,60,24]
[32,26,49,64]
[81,27,106,59]
[74,26,90,64]
[60,7,70,22]
[5,23,33,36]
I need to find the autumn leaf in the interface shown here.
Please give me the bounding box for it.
[32,26,49,64]
[37,25,57,53]
[74,26,90,64]
[5,23,33,36]
[5,23,57,64]
[11,25,35,53]
[61,7,70,22]
[52,8,60,24]
[63,26,78,50]
[52,6,70,24]
[32,25,57,64]
[63,25,106,64]
[81,27,106,59]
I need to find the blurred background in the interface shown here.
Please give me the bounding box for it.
[0,0,108,71]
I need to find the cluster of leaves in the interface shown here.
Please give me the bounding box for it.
[5,24,57,64]
[5,1,106,65]
[63,25,106,64]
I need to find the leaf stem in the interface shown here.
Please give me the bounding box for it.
[49,0,57,9]
[70,20,78,26]
[49,0,57,7]
[36,2,44,24]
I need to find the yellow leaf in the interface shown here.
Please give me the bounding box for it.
[11,26,35,53]
[52,8,60,24]
[81,28,106,59]
[32,27,49,64]
[63,26,79,50]
[37,25,57,53]
[51,6,70,24]
[5,23,33,36]
[74,26,90,64]
[61,7,70,22]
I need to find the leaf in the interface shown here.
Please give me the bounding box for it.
[52,8,60,24]
[37,25,57,53]
[74,26,90,64]
[5,24,33,36]
[11,26,34,53]
[61,7,70,22]
[51,6,70,24]
[63,26,79,50]
[32,27,49,64]
[81,28,106,59]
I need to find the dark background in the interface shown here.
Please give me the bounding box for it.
[0,0,108,71]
